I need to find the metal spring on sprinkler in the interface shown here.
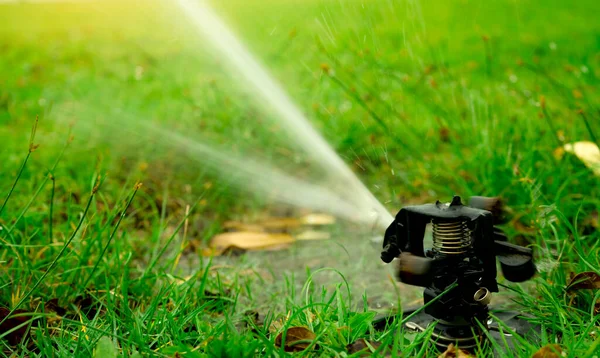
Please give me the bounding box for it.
[432,220,472,255]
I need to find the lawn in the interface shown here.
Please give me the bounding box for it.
[1,0,599,356]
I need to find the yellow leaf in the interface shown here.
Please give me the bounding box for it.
[200,247,223,257]
[210,231,295,252]
[259,217,301,230]
[222,221,265,232]
[437,343,473,358]
[563,141,600,176]
[532,344,563,358]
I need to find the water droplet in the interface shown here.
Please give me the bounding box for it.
[340,101,352,113]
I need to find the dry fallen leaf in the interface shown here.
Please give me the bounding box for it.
[561,141,600,176]
[275,326,317,352]
[222,221,265,232]
[295,230,331,241]
[437,344,473,358]
[532,344,563,358]
[259,217,301,230]
[566,271,600,291]
[347,338,382,356]
[44,298,67,316]
[74,295,101,319]
[439,126,450,142]
[300,213,336,226]
[207,212,336,255]
[209,231,295,253]
[200,247,224,257]
[0,307,34,345]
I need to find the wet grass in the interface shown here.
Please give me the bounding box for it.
[1,0,600,356]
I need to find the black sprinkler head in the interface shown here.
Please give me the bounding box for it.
[376,195,539,353]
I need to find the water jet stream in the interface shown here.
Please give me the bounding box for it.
[152,128,373,222]
[64,108,376,226]
[173,0,394,230]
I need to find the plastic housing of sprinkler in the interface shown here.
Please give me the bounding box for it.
[379,195,537,351]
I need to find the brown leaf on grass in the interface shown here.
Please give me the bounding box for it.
[222,221,265,233]
[259,217,301,231]
[439,127,450,142]
[566,272,600,291]
[74,295,101,319]
[532,344,563,358]
[224,217,301,233]
[559,141,600,176]
[207,212,335,255]
[347,338,382,356]
[220,245,249,256]
[200,245,248,257]
[275,326,317,352]
[0,307,34,345]
[437,344,473,358]
[44,298,66,316]
[200,247,224,257]
[209,231,295,255]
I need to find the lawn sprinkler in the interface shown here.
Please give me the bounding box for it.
[378,196,538,352]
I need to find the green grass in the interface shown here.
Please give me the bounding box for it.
[1,0,600,356]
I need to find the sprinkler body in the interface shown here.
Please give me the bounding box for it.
[380,196,537,351]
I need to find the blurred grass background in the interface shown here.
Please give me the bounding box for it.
[1,0,599,356]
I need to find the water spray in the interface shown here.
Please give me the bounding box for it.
[174,0,394,229]
[377,196,540,353]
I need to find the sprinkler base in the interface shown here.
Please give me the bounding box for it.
[373,306,541,355]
